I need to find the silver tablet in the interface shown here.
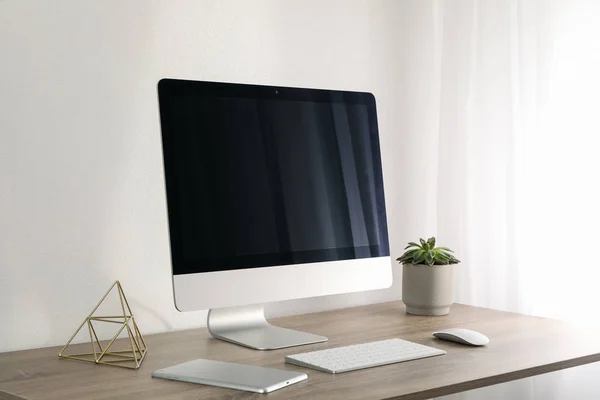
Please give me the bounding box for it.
[152,359,307,393]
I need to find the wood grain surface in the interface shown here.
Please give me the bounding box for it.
[2,301,600,400]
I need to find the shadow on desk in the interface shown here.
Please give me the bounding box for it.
[436,361,600,400]
[0,391,27,400]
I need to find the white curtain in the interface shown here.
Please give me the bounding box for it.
[402,0,600,325]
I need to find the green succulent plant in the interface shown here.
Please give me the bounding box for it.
[396,237,460,266]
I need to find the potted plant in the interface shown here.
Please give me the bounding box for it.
[396,237,460,316]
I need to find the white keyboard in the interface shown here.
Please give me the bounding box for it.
[285,338,446,374]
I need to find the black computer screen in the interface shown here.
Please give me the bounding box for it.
[158,79,389,275]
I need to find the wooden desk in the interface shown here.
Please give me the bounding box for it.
[2,301,600,400]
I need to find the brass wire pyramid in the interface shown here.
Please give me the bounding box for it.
[58,281,147,369]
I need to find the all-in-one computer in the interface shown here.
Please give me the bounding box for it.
[157,79,392,351]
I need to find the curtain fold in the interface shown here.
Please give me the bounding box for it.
[405,0,600,324]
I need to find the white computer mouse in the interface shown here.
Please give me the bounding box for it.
[432,328,489,346]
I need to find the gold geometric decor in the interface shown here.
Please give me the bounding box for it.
[58,281,147,369]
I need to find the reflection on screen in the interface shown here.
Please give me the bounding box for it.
[162,95,389,274]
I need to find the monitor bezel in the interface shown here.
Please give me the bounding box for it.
[157,78,390,277]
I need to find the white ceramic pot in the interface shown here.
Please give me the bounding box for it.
[402,263,454,316]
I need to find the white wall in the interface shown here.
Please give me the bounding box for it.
[0,0,434,352]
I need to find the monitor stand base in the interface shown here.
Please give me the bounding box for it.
[207,305,328,350]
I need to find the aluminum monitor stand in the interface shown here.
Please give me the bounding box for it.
[207,305,328,350]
